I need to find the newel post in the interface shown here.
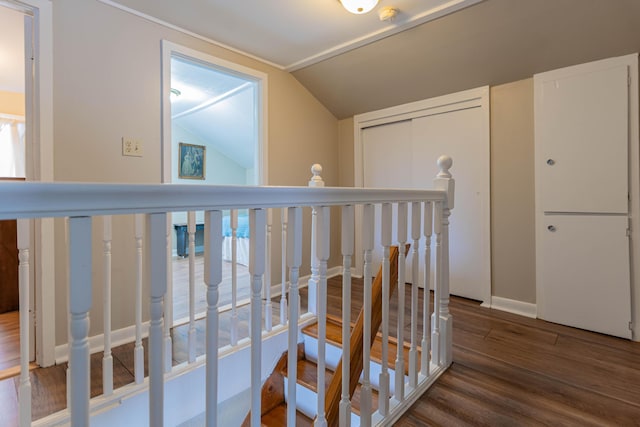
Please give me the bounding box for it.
[434,155,454,367]
[308,163,324,315]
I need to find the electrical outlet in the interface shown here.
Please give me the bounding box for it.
[122,137,143,157]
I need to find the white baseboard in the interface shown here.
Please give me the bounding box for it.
[55,321,151,365]
[490,296,537,319]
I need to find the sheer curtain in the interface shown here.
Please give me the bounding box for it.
[0,114,26,178]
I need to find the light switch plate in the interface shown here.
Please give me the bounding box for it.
[122,137,143,157]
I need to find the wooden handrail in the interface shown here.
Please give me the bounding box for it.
[325,244,408,426]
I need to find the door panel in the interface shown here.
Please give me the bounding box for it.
[540,215,631,339]
[538,65,629,213]
[361,106,490,302]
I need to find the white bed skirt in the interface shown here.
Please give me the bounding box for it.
[222,236,249,266]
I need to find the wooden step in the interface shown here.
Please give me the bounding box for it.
[282,357,379,416]
[260,402,313,427]
[302,314,417,375]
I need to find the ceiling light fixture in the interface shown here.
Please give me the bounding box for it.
[340,0,379,15]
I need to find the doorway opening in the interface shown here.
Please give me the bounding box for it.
[161,41,268,327]
[0,2,29,379]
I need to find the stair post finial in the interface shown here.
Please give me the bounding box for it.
[309,164,324,187]
[437,155,453,179]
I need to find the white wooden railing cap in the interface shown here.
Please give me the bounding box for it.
[435,155,455,210]
[309,164,324,188]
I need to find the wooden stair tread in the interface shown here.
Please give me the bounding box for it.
[260,402,313,427]
[281,358,379,415]
[302,317,417,375]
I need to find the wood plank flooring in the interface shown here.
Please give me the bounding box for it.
[0,275,639,426]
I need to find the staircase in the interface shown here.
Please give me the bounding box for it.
[245,246,411,426]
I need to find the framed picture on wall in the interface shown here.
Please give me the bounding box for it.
[178,142,206,180]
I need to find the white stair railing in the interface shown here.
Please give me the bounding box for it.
[134,214,145,384]
[280,208,288,326]
[204,210,223,426]
[102,216,114,396]
[188,211,197,363]
[339,204,354,427]
[148,212,168,427]
[230,209,239,346]
[315,205,330,427]
[264,209,273,332]
[421,201,433,378]
[286,206,302,426]
[409,202,421,388]
[3,154,454,427]
[379,203,392,415]
[249,209,266,427]
[360,203,374,427]
[17,218,31,427]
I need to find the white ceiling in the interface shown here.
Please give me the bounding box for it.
[171,57,256,169]
[107,0,482,70]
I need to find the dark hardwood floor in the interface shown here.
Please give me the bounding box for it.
[0,275,639,426]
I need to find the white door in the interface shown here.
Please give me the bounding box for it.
[535,55,637,339]
[540,215,631,338]
[411,108,490,302]
[537,65,629,214]
[360,88,490,303]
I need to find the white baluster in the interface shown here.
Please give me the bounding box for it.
[340,205,354,427]
[421,202,433,377]
[395,203,407,402]
[378,203,391,415]
[17,219,31,427]
[409,203,421,388]
[315,206,330,427]
[431,202,442,367]
[249,209,266,427]
[102,216,113,396]
[280,208,288,326]
[230,209,239,346]
[307,164,324,316]
[148,213,168,427]
[434,156,454,367]
[264,209,273,332]
[204,210,223,427]
[287,207,302,426]
[188,211,196,363]
[361,204,374,427]
[68,216,92,427]
[164,215,173,373]
[134,214,145,384]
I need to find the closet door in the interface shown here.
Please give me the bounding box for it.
[537,64,629,214]
[540,215,631,338]
[412,108,489,302]
[360,92,490,303]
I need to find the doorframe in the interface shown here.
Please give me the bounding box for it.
[534,53,640,341]
[160,40,268,185]
[353,86,491,306]
[2,0,55,366]
[160,40,268,325]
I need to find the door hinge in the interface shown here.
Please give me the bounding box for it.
[629,321,634,331]
[626,228,631,237]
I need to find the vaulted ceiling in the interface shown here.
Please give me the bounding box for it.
[109,0,640,119]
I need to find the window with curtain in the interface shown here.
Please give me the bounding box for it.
[0,114,25,178]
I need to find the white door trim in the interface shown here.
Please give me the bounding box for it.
[160,40,268,185]
[4,0,55,366]
[353,86,491,306]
